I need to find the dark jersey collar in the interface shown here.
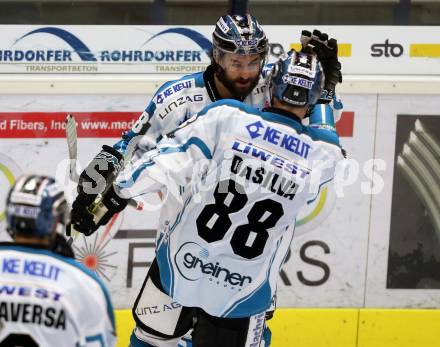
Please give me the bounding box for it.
[262,107,303,125]
[203,65,223,102]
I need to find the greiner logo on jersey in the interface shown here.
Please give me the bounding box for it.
[175,242,252,287]
[245,121,312,159]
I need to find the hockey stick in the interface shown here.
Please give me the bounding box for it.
[65,114,79,242]
[66,114,79,183]
[65,114,143,243]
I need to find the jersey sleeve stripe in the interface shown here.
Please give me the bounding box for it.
[158,136,212,159]
[118,161,155,188]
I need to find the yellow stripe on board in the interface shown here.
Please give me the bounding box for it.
[358,309,440,347]
[289,43,352,57]
[268,308,358,347]
[115,308,440,347]
[410,44,440,57]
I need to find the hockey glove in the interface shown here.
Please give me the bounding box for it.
[300,29,342,103]
[77,145,124,199]
[70,185,128,236]
[70,145,124,236]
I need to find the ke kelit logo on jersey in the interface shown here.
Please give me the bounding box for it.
[175,242,253,288]
[0,26,213,73]
[282,74,313,89]
[155,80,192,104]
[245,121,312,159]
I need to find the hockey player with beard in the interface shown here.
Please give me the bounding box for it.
[69,49,344,347]
[0,175,116,347]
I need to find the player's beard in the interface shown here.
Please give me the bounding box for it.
[216,66,260,100]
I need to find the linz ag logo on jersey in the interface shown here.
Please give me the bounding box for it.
[282,74,313,90]
[157,94,204,119]
[245,121,312,159]
[156,80,192,104]
[175,242,252,288]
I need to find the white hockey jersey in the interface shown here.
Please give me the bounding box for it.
[0,243,116,347]
[116,99,344,319]
[113,65,268,155]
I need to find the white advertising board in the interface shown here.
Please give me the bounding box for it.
[0,25,439,75]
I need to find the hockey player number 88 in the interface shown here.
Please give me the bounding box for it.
[196,179,284,259]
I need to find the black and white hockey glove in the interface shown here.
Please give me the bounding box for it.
[70,185,128,236]
[70,145,124,236]
[300,29,342,103]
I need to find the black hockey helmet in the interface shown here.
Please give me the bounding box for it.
[271,50,324,108]
[212,14,268,58]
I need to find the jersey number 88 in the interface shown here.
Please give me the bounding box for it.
[196,179,284,259]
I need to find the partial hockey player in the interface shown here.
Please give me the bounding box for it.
[0,175,116,347]
[71,50,344,347]
[70,14,342,347]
